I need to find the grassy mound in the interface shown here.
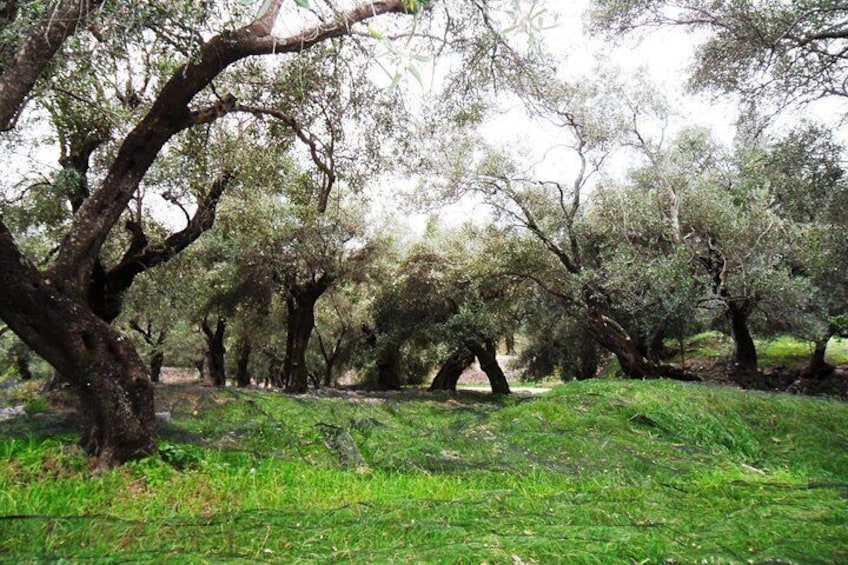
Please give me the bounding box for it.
[1,380,847,564]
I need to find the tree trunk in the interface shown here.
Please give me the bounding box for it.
[429,347,475,392]
[585,310,699,381]
[0,228,155,467]
[149,349,164,384]
[575,327,598,380]
[283,293,318,394]
[362,325,402,390]
[376,348,403,390]
[467,338,511,394]
[647,323,667,363]
[728,302,757,373]
[808,328,834,377]
[316,327,347,387]
[262,348,283,388]
[236,339,252,388]
[202,317,227,387]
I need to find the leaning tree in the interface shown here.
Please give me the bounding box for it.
[0,0,432,467]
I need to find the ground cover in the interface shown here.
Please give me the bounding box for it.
[1,378,846,564]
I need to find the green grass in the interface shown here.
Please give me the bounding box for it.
[1,381,847,564]
[671,332,848,369]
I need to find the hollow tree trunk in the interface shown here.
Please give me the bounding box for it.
[236,339,252,388]
[429,347,475,392]
[467,338,510,395]
[202,317,227,387]
[727,301,757,373]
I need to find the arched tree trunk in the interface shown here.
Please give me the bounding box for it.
[585,310,699,381]
[467,338,510,394]
[202,316,227,387]
[236,339,252,387]
[429,347,475,392]
[728,301,757,373]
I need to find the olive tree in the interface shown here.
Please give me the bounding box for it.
[0,0,432,466]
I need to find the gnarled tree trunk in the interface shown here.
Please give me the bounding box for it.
[429,347,475,392]
[202,316,227,387]
[808,328,834,377]
[0,245,155,466]
[728,301,757,373]
[585,310,699,381]
[467,338,511,394]
[282,279,330,394]
[236,338,252,388]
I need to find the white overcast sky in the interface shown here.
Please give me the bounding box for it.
[382,0,741,234]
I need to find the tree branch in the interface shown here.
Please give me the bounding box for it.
[47,0,410,295]
[0,0,106,130]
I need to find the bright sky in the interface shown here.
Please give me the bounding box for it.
[383,0,741,235]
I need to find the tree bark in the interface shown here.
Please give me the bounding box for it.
[236,339,252,388]
[149,349,164,384]
[585,310,699,381]
[282,278,331,394]
[0,0,106,130]
[429,347,475,391]
[808,328,834,377]
[0,221,155,467]
[202,317,227,387]
[467,338,511,394]
[728,301,757,373]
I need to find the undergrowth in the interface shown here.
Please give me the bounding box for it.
[1,380,847,564]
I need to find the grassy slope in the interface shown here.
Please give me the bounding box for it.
[1,381,847,564]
